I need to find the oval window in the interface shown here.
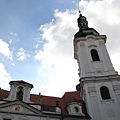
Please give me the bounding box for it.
[74,107,79,112]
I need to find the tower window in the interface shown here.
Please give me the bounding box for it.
[91,49,100,61]
[16,86,24,101]
[83,23,86,26]
[100,86,111,100]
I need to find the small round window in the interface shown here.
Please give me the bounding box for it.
[74,107,79,112]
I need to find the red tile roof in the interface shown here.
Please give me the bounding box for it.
[60,91,82,115]
[0,90,88,116]
[30,91,83,115]
[0,90,9,100]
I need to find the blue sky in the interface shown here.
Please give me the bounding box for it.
[0,0,120,97]
[0,0,76,77]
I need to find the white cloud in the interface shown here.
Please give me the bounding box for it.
[0,63,12,89]
[11,63,15,66]
[35,10,79,97]
[0,39,12,60]
[35,0,120,97]
[79,0,120,25]
[78,0,120,73]
[35,44,39,49]
[9,32,18,36]
[16,48,30,61]
[9,32,19,43]
[9,39,13,44]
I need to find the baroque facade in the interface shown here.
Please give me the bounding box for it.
[0,80,90,120]
[0,13,120,120]
[74,13,120,120]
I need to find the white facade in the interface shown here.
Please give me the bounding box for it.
[74,35,117,78]
[0,101,61,120]
[0,81,89,120]
[74,14,120,120]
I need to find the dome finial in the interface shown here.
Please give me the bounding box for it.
[78,3,81,15]
[78,9,81,14]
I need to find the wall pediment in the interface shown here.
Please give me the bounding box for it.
[0,100,41,115]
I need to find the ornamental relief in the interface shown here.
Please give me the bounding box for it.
[88,87,96,93]
[79,42,85,47]
[113,85,120,91]
[99,40,105,45]
[113,85,120,94]
[88,87,97,97]
[1,104,34,114]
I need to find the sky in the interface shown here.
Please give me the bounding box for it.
[0,0,120,97]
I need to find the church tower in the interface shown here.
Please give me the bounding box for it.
[74,13,120,120]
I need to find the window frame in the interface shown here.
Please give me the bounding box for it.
[90,49,100,61]
[100,86,111,100]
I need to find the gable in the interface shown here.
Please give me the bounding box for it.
[0,100,41,115]
[66,102,85,116]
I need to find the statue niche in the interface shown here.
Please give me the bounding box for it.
[16,86,24,101]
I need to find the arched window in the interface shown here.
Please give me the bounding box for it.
[91,49,100,61]
[16,86,23,101]
[100,86,111,100]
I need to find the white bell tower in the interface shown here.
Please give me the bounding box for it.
[74,13,120,120]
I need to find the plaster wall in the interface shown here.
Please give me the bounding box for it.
[0,112,61,120]
[82,78,120,120]
[76,35,116,78]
